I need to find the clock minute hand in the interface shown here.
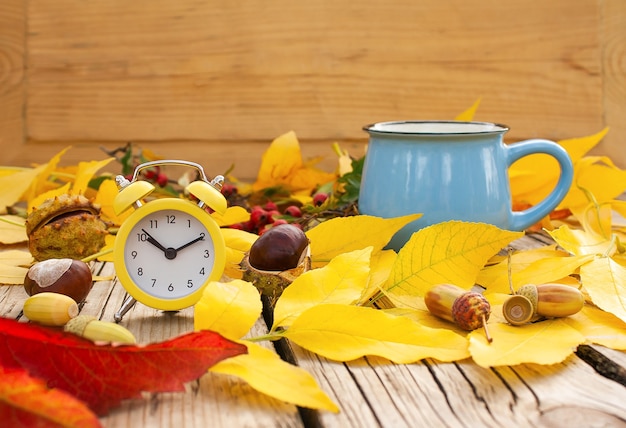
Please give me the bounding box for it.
[175,235,205,252]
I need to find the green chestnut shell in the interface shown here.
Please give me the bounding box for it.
[26,194,108,261]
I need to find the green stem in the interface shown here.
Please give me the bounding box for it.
[602,234,618,258]
[246,330,286,342]
[81,248,113,263]
[0,216,26,228]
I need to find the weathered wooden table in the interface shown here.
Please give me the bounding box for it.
[2,233,626,427]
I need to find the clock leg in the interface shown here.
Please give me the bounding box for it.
[114,295,137,323]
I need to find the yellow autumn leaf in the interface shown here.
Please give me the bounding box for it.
[560,128,610,162]
[288,163,337,193]
[220,228,258,279]
[283,303,469,363]
[71,158,114,196]
[210,341,339,412]
[211,206,250,227]
[0,166,46,214]
[477,245,568,290]
[93,234,116,263]
[469,318,585,367]
[272,247,372,330]
[332,142,353,177]
[384,221,523,309]
[580,257,626,324]
[0,250,33,268]
[562,305,626,350]
[0,216,27,244]
[94,178,132,226]
[572,200,613,241]
[483,254,594,295]
[306,214,422,267]
[253,131,302,190]
[28,182,71,213]
[454,98,481,121]
[23,147,72,198]
[221,228,258,253]
[561,156,626,211]
[252,131,335,193]
[548,225,615,256]
[509,128,609,207]
[358,249,397,304]
[194,280,262,340]
[384,307,469,333]
[0,263,29,285]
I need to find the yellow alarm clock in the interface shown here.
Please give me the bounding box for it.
[112,160,227,322]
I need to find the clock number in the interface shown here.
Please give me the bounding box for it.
[151,278,157,287]
[150,219,158,229]
[187,219,191,228]
[137,267,143,276]
[166,215,175,224]
[204,250,210,258]
[199,267,205,275]
[187,280,193,288]
[168,283,174,292]
[131,250,137,259]
[137,233,147,242]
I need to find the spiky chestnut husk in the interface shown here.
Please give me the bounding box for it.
[26,194,108,261]
[241,224,311,304]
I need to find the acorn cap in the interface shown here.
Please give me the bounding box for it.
[503,294,534,326]
[517,284,538,315]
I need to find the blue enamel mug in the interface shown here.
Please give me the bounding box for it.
[358,121,574,250]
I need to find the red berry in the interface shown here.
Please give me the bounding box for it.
[272,219,288,227]
[312,193,328,207]
[264,201,278,211]
[156,173,168,187]
[284,205,302,217]
[221,183,238,198]
[267,210,280,222]
[250,206,271,226]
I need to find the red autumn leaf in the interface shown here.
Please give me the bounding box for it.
[0,318,247,415]
[0,366,101,428]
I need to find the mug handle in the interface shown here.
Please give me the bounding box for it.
[506,139,574,231]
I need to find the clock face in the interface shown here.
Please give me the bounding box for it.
[120,205,219,301]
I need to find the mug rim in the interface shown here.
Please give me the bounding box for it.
[363,120,509,135]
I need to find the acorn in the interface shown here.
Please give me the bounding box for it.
[26,194,108,261]
[24,258,93,303]
[425,283,492,342]
[64,315,136,344]
[503,283,584,325]
[241,223,311,304]
[23,292,79,326]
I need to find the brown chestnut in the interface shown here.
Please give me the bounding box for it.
[248,224,309,271]
[24,258,93,303]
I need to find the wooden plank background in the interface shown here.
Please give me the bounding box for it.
[1,0,625,179]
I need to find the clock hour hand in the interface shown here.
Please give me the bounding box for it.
[142,228,178,260]
[175,234,205,252]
